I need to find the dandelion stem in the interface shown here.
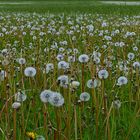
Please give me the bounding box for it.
[13,109,16,140]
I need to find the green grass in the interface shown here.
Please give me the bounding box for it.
[0,0,140,140]
[0,12,140,139]
[0,1,139,14]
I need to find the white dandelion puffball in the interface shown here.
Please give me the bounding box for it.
[80,92,90,102]
[12,102,21,109]
[2,59,9,66]
[46,63,54,73]
[24,67,36,77]
[57,75,69,87]
[18,58,26,65]
[71,81,80,88]
[36,135,45,140]
[93,57,100,64]
[78,54,89,63]
[40,90,53,103]
[96,79,101,87]
[58,61,69,70]
[0,70,6,81]
[133,62,140,69]
[133,46,138,51]
[68,55,76,63]
[98,69,109,79]
[117,76,128,86]
[56,54,64,61]
[113,100,121,109]
[49,92,64,107]
[87,79,97,88]
[127,53,135,61]
[15,91,27,102]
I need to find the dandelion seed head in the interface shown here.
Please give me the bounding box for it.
[40,90,53,103]
[117,76,128,86]
[98,69,109,79]
[12,102,21,109]
[78,54,89,63]
[80,92,90,102]
[24,67,36,77]
[49,92,64,107]
[15,91,27,102]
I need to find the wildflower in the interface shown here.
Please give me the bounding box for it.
[59,47,65,52]
[26,131,37,139]
[56,54,64,61]
[1,48,8,56]
[46,63,54,73]
[18,58,26,65]
[78,54,89,63]
[57,75,69,88]
[40,90,53,103]
[24,67,36,77]
[58,61,69,70]
[70,81,80,89]
[36,135,45,140]
[68,55,75,62]
[119,42,125,47]
[93,57,100,64]
[86,24,94,32]
[102,22,107,27]
[0,70,6,81]
[117,76,128,86]
[113,99,121,109]
[87,79,97,88]
[80,92,90,102]
[2,59,9,66]
[98,69,109,79]
[12,102,21,109]
[133,46,138,51]
[92,51,101,58]
[73,48,79,54]
[49,92,64,107]
[133,62,140,69]
[127,52,135,61]
[15,90,27,102]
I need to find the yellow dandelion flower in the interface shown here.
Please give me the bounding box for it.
[26,131,37,139]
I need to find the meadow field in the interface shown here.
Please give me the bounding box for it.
[0,0,140,140]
